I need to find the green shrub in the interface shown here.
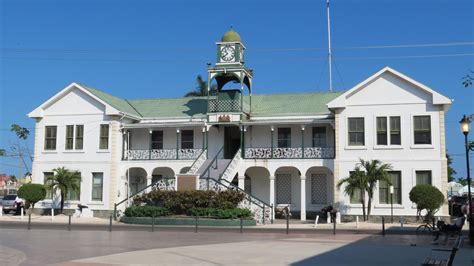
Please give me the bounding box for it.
[189,208,252,219]
[124,205,169,217]
[133,190,245,215]
[17,183,46,209]
[409,184,444,221]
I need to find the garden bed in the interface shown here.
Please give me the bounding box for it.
[121,216,256,226]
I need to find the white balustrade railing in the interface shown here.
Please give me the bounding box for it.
[125,148,203,160]
[187,149,207,174]
[244,147,335,159]
[220,149,241,183]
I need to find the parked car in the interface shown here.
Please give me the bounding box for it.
[1,194,23,214]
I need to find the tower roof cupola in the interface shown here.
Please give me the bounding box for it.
[221,28,241,42]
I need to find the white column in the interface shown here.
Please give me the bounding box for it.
[300,175,306,221]
[269,176,275,220]
[146,176,152,192]
[238,176,245,190]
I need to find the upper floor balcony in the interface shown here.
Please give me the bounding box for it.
[124,148,203,161]
[244,146,334,159]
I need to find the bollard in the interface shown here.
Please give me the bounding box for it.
[356,216,359,229]
[336,212,341,224]
[27,214,31,230]
[400,216,404,229]
[382,217,385,236]
[333,216,336,235]
[68,215,71,231]
[21,208,24,220]
[286,213,289,234]
[240,217,243,234]
[195,216,198,233]
[51,208,54,221]
[432,217,435,230]
[326,214,331,224]
[109,215,113,232]
[0,206,3,217]
[151,216,155,232]
[314,215,319,228]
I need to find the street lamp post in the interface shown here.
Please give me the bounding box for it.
[460,114,474,245]
[390,185,394,223]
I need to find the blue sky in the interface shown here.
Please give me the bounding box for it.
[0,0,473,179]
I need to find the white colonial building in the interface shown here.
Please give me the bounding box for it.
[28,30,452,222]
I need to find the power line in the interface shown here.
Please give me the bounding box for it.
[2,41,472,54]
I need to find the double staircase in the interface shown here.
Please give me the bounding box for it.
[115,147,273,224]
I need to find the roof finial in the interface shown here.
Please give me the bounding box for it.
[230,25,233,30]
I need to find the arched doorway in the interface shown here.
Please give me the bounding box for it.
[126,168,147,195]
[244,167,270,204]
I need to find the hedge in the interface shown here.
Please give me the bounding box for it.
[133,190,245,215]
[189,208,252,219]
[124,205,169,217]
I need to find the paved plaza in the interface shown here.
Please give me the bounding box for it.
[0,215,473,265]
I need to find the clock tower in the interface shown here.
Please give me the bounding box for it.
[216,27,245,65]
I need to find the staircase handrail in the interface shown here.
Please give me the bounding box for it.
[187,148,207,174]
[113,177,175,220]
[219,148,241,182]
[201,177,273,224]
[200,147,224,179]
[219,178,271,209]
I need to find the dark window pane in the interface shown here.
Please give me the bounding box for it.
[44,126,57,150]
[348,118,364,146]
[312,127,327,147]
[414,116,431,144]
[99,124,109,149]
[92,173,103,201]
[277,128,291,148]
[65,125,74,150]
[75,125,84,150]
[151,131,163,149]
[181,130,194,149]
[416,171,432,185]
[376,117,387,145]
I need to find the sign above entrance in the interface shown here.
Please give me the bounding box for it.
[208,113,241,124]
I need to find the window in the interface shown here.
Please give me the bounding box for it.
[43,172,54,199]
[277,128,291,148]
[348,118,365,146]
[44,126,57,150]
[416,171,432,185]
[414,116,431,144]
[99,124,109,149]
[348,171,363,204]
[312,127,327,147]
[67,174,81,201]
[311,173,327,204]
[75,125,84,150]
[65,125,74,150]
[92,173,103,201]
[151,131,163,149]
[181,130,194,149]
[379,171,401,204]
[376,117,388,145]
[390,117,401,145]
[276,174,292,204]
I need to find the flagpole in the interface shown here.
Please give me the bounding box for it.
[326,0,333,92]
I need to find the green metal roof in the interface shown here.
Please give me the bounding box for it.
[78,83,344,119]
[221,29,242,42]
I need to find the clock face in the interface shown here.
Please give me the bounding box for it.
[221,45,235,62]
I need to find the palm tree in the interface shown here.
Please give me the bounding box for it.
[184,75,217,97]
[358,159,392,219]
[45,167,81,213]
[337,168,369,221]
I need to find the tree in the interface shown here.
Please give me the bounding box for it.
[446,153,457,182]
[184,75,217,97]
[0,149,5,156]
[45,167,81,213]
[337,167,369,221]
[8,175,17,183]
[358,159,392,219]
[462,70,473,88]
[0,124,33,178]
[17,183,46,209]
[409,184,444,222]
